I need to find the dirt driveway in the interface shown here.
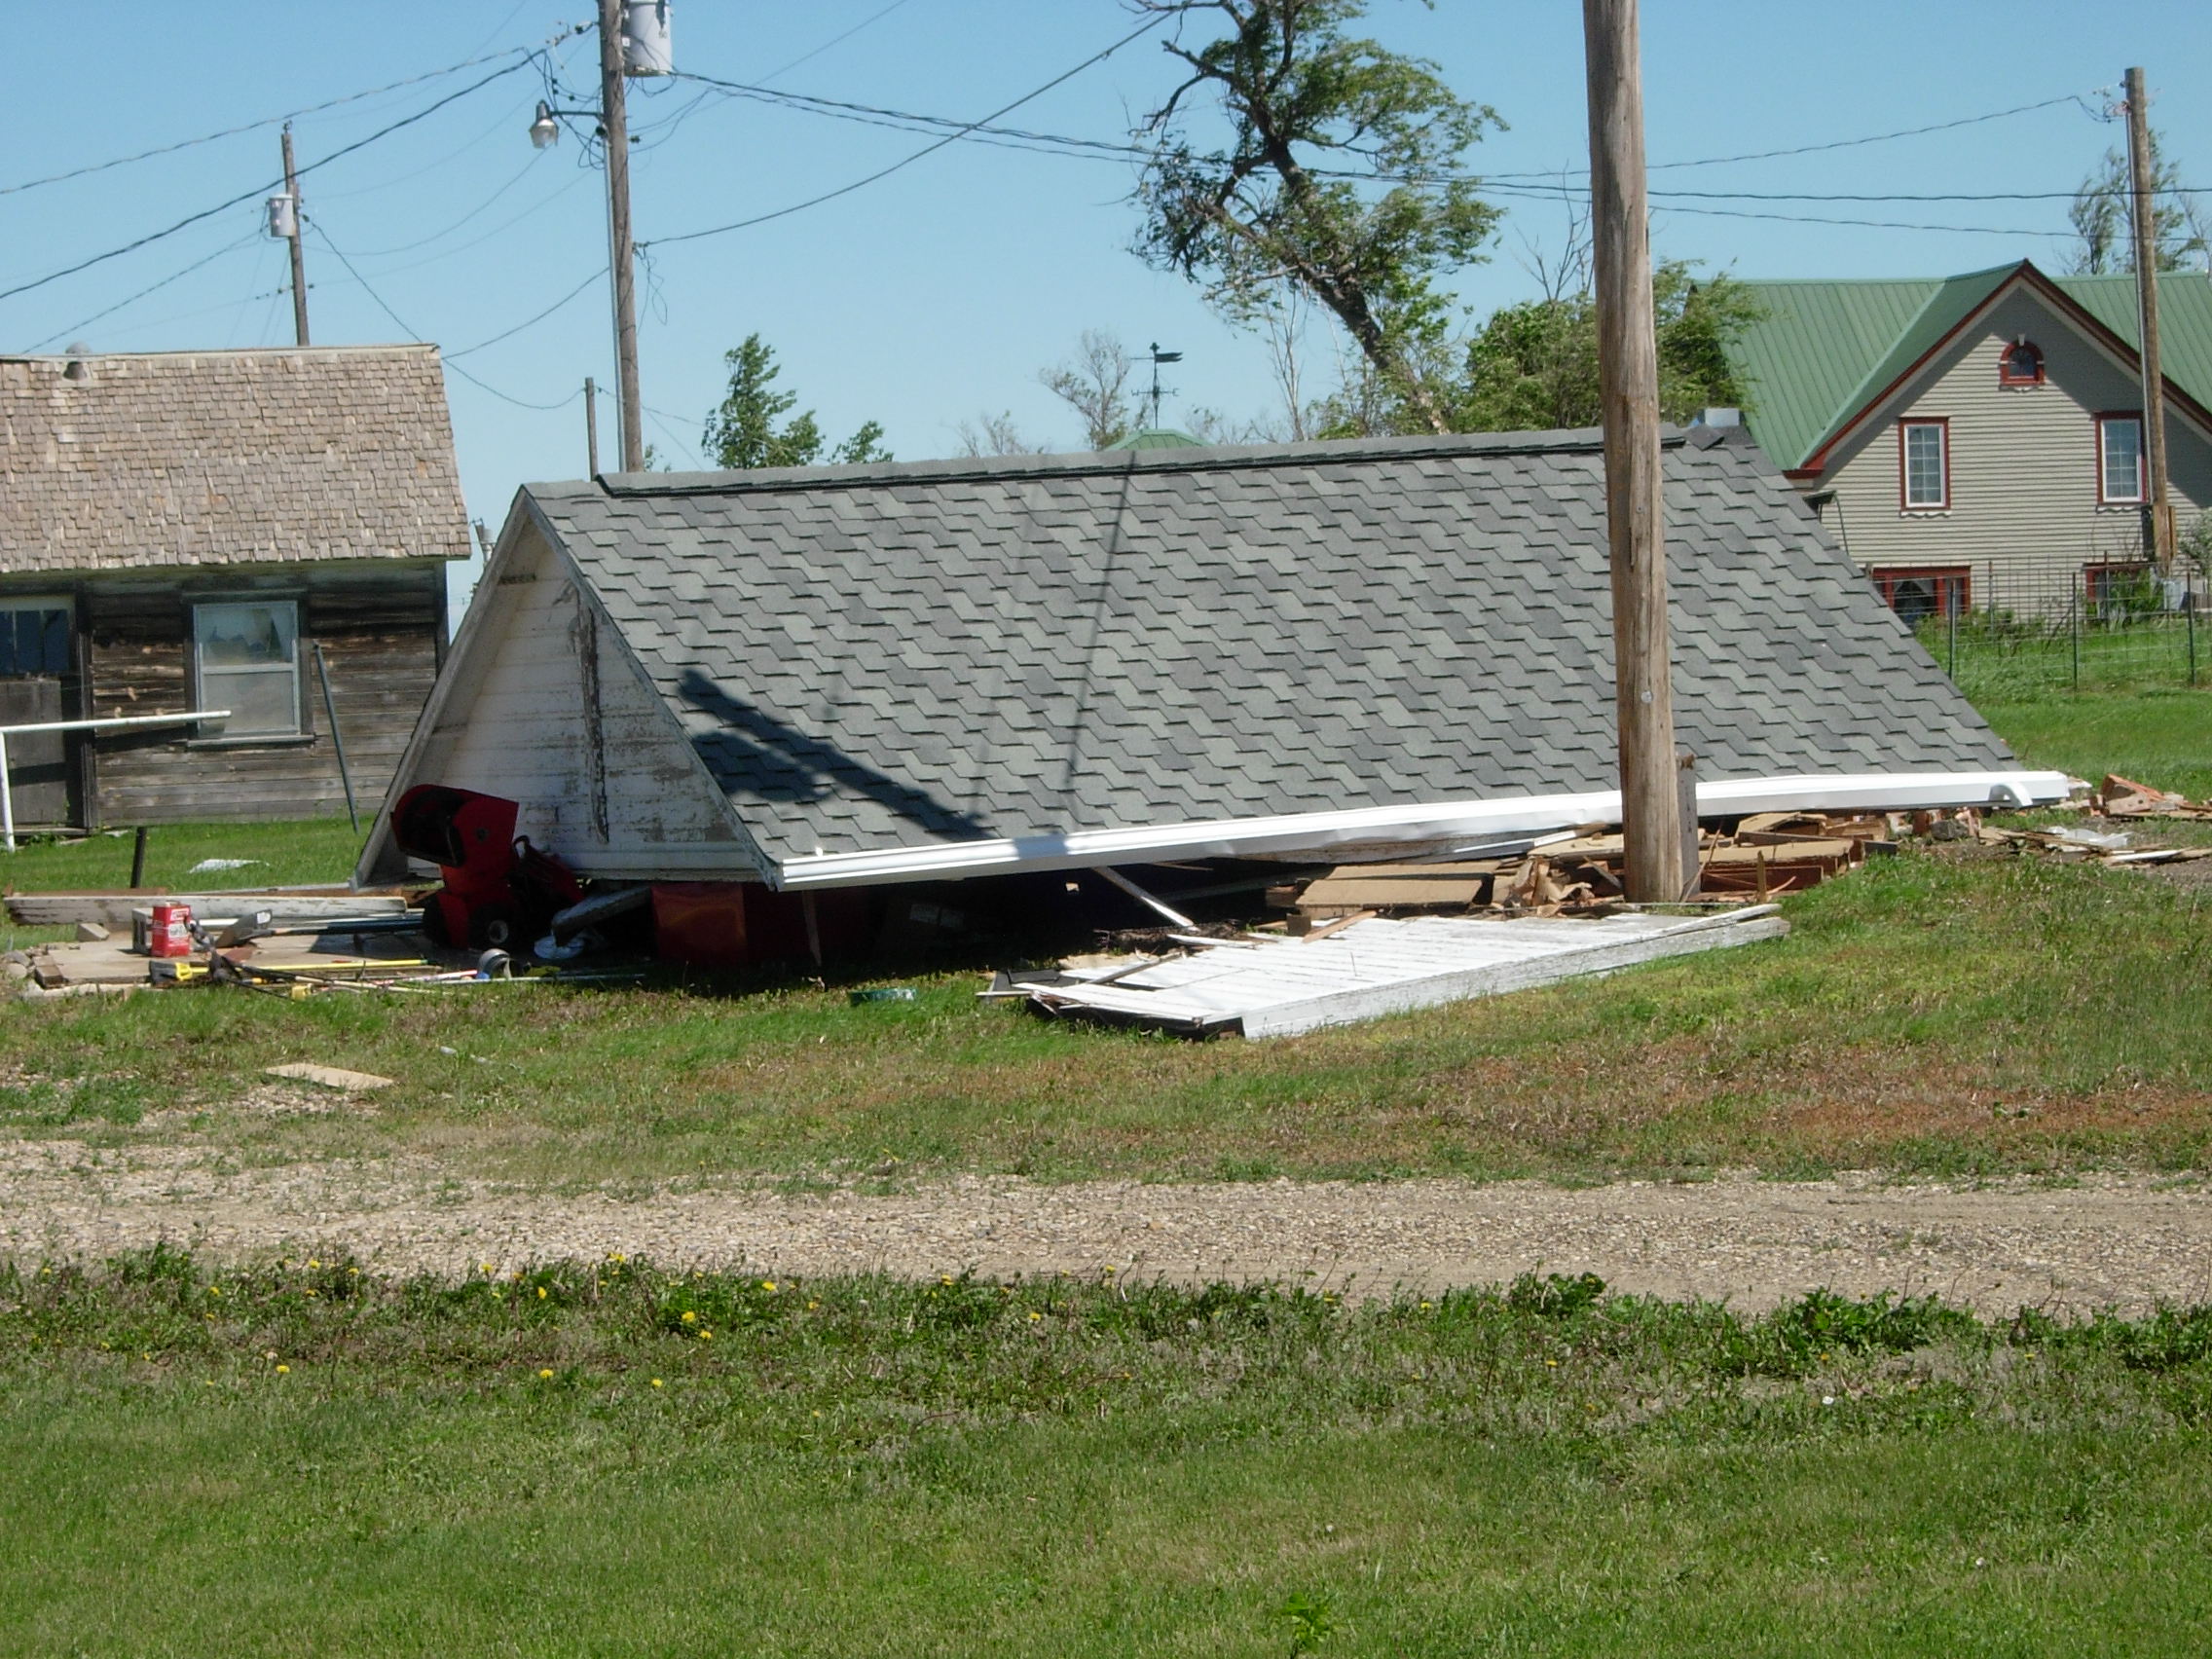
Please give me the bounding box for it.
[5,1131,2207,1313]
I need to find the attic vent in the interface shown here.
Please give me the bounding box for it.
[62,342,92,382]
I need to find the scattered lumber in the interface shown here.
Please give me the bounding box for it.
[2095,774,2212,821]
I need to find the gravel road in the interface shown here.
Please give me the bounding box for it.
[5,1133,2208,1313]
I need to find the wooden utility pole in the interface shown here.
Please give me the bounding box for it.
[2124,67,2174,570]
[279,124,311,347]
[598,0,645,472]
[1582,0,1683,902]
[584,377,600,475]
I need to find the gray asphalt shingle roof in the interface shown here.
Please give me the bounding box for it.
[524,427,2013,867]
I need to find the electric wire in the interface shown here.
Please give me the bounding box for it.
[23,231,262,351]
[346,151,549,256]
[642,9,1170,250]
[444,268,603,359]
[310,225,581,410]
[0,46,536,200]
[755,0,920,84]
[0,57,537,307]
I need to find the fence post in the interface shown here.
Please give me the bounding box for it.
[1947,604,1959,678]
[2071,593,2081,692]
[2191,598,2198,688]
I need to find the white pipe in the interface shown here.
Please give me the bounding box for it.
[769,769,2074,892]
[0,709,229,852]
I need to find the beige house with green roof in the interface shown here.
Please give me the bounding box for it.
[1721,260,2212,621]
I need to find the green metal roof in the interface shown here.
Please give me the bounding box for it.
[1723,263,2212,468]
[1103,426,1205,451]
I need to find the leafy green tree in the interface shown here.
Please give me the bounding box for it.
[1448,262,1762,432]
[2068,130,2209,275]
[702,334,890,469]
[1131,0,1501,434]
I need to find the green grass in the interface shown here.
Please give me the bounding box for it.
[5,848,2209,1186]
[1923,611,2206,701]
[0,816,367,897]
[1978,687,2212,801]
[6,1253,2212,1657]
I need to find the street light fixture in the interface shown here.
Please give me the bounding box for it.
[529,101,561,149]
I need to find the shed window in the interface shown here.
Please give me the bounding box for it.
[1999,341,2044,387]
[0,606,70,678]
[193,601,301,738]
[1899,420,1949,510]
[2097,414,2145,504]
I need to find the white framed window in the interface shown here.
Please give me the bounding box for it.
[1899,419,1949,510]
[2096,414,2145,505]
[193,600,301,739]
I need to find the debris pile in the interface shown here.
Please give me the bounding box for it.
[1272,811,1896,923]
[2093,774,2212,822]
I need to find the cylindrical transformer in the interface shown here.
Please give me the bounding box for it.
[621,0,672,75]
[265,193,297,240]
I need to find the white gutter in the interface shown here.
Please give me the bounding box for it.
[769,769,2073,891]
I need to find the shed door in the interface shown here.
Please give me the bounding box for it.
[0,604,74,828]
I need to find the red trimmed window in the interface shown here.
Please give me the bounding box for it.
[1899,419,1949,510]
[1999,340,2045,387]
[1870,567,1972,623]
[2096,414,2145,504]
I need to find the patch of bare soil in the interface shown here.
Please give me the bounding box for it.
[2,1138,2207,1314]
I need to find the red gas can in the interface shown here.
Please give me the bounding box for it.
[148,903,195,958]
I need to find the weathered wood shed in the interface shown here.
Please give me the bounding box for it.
[0,344,469,827]
[359,426,2062,894]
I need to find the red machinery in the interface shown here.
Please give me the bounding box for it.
[390,785,583,951]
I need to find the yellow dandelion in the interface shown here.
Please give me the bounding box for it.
[536,1286,547,1300]
[1102,1266,1116,1274]
[806,1300,820,1311]
[308,1259,320,1270]
[650,1378,663,1388]
[701,1330,714,1342]
[538,1368,554,1380]
[349,1267,359,1275]
[682,1310,698,1324]
[304,1288,317,1299]
[940,1274,954,1286]
[1029,1310,1043,1322]
[761,1279,778,1292]
[205,1286,221,1297]
[481,1263,495,1273]
[275,1364,290,1375]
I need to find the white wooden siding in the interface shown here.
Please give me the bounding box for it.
[414,527,755,878]
[1811,286,2212,608]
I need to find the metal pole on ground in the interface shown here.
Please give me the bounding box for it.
[2072,593,2082,691]
[0,733,14,854]
[129,827,148,890]
[1582,0,1683,903]
[312,644,359,833]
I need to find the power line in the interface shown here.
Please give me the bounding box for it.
[642,10,1170,250]
[444,268,603,359]
[0,46,535,200]
[346,151,548,256]
[22,231,262,351]
[756,0,920,84]
[0,57,536,308]
[311,225,581,410]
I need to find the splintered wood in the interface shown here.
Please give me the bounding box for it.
[1284,811,1890,923]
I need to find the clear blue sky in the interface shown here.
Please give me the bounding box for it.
[7,2,2210,608]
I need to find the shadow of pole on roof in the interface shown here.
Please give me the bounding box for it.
[1052,463,1137,801]
[673,667,992,842]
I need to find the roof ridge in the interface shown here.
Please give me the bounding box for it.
[579,425,1692,498]
[0,343,441,364]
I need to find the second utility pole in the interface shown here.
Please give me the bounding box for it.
[2124,66,2174,571]
[280,123,310,346]
[1583,0,1684,903]
[599,0,645,472]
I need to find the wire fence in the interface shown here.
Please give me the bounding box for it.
[1889,553,2208,698]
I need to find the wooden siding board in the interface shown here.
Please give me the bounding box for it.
[407,531,750,876]
[76,560,445,824]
